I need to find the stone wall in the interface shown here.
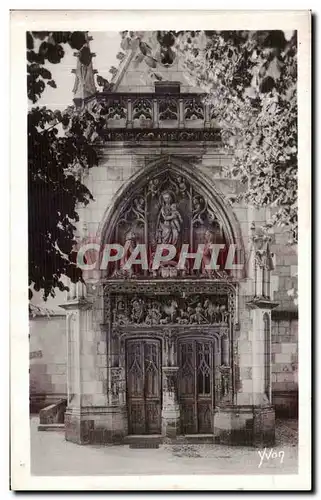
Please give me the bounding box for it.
[29,315,67,412]
[271,227,298,416]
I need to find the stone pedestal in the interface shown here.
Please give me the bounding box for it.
[214,405,275,447]
[65,405,128,444]
[61,286,129,445]
[161,366,180,438]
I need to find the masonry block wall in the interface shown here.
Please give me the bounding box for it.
[271,228,298,417]
[29,315,67,412]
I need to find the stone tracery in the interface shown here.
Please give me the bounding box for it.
[106,167,230,278]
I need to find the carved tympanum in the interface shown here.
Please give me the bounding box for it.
[106,169,229,278]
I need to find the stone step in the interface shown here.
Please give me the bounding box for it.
[37,423,65,432]
[124,435,162,448]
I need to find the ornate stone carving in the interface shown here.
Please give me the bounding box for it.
[250,222,275,298]
[110,367,122,397]
[251,222,274,270]
[104,168,233,279]
[156,191,183,245]
[158,96,178,121]
[162,366,179,396]
[132,98,153,121]
[112,293,230,326]
[101,129,221,143]
[103,293,112,324]
[116,230,139,279]
[118,198,145,226]
[103,98,127,120]
[184,97,204,121]
[219,364,231,399]
[104,281,237,312]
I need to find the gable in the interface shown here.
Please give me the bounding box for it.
[111,33,203,94]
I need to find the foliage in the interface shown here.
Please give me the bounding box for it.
[27,31,102,300]
[28,105,99,299]
[27,31,92,103]
[177,30,298,243]
[122,30,298,242]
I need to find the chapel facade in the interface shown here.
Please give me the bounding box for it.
[60,34,298,446]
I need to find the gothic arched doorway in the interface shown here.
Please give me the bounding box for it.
[99,158,242,439]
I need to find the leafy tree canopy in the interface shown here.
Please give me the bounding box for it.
[121,30,298,242]
[28,31,100,300]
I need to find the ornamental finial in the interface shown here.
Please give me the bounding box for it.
[72,32,97,106]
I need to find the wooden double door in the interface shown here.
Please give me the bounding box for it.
[178,338,214,434]
[126,337,214,436]
[126,339,162,435]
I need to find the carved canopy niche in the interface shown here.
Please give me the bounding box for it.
[99,158,243,279]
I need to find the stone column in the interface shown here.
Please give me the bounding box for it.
[126,98,133,128]
[214,224,278,446]
[161,329,180,438]
[178,98,184,128]
[161,366,180,438]
[153,98,159,128]
[61,285,127,445]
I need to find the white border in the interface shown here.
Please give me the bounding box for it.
[10,10,311,491]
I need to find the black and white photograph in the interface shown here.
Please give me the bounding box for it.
[10,10,311,491]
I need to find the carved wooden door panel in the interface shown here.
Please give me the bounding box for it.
[126,339,161,435]
[178,339,214,434]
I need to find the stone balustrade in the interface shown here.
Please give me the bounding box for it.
[86,92,220,138]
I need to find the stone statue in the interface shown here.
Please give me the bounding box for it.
[120,230,138,276]
[201,229,216,276]
[156,191,182,246]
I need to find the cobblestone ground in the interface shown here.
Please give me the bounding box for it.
[30,417,298,476]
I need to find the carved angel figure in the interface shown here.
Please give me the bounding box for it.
[120,230,138,276]
[192,195,206,225]
[148,178,160,197]
[132,197,145,222]
[175,176,188,197]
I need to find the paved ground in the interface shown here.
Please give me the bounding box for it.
[30,417,298,476]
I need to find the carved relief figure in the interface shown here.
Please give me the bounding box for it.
[111,294,230,326]
[204,299,216,323]
[145,303,162,325]
[175,176,188,197]
[192,195,206,225]
[148,178,160,197]
[120,230,138,276]
[130,298,145,323]
[132,197,145,222]
[163,299,179,323]
[156,191,182,246]
[220,305,229,323]
[201,229,216,276]
[114,300,129,325]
